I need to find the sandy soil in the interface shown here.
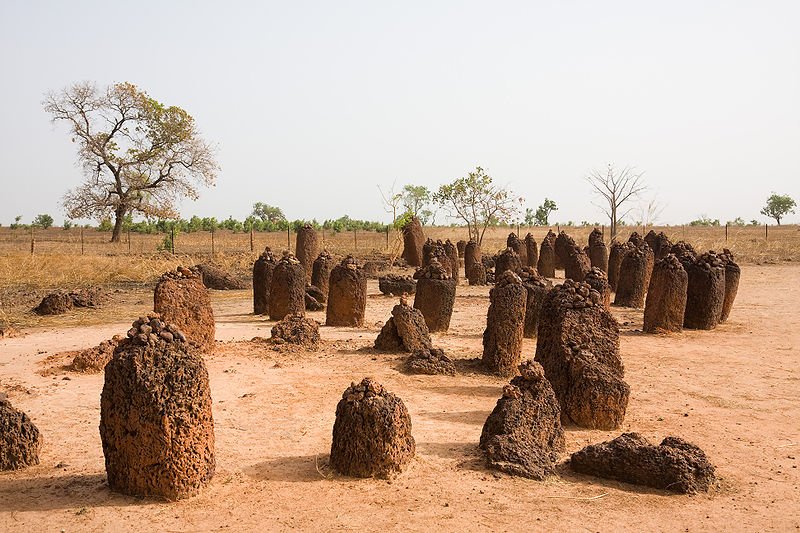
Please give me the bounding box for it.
[1,265,798,532]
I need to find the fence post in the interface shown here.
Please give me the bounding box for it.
[171,224,175,255]
[211,228,216,256]
[80,227,85,255]
[354,229,358,250]
[127,229,131,253]
[30,227,35,255]
[765,224,768,240]
[250,228,254,252]
[287,227,290,250]
[725,223,728,242]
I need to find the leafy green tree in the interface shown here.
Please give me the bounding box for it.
[401,185,435,224]
[689,215,720,227]
[44,81,219,242]
[251,203,286,224]
[33,214,54,229]
[727,217,746,227]
[533,198,558,225]
[760,193,796,225]
[10,215,23,229]
[433,166,518,245]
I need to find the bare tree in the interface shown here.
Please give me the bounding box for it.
[378,181,403,224]
[586,164,647,240]
[635,195,666,233]
[44,81,219,242]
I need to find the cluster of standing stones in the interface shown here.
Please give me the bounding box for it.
[2,222,732,499]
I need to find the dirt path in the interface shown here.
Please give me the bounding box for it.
[1,265,798,532]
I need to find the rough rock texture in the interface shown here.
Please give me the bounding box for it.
[413,259,456,332]
[100,315,215,499]
[401,216,425,267]
[644,230,658,252]
[326,256,367,327]
[583,267,611,309]
[305,285,326,311]
[405,348,456,376]
[684,252,725,330]
[444,240,460,283]
[644,254,688,333]
[671,241,698,268]
[654,232,674,261]
[494,247,523,276]
[524,233,538,268]
[464,240,481,276]
[253,248,277,315]
[362,260,391,279]
[379,274,416,296]
[588,228,609,272]
[153,267,215,352]
[374,297,432,353]
[479,361,565,479]
[311,250,335,302]
[482,271,527,376]
[295,224,320,284]
[467,262,488,286]
[423,239,455,279]
[69,335,124,373]
[720,249,740,322]
[564,245,591,282]
[537,231,557,278]
[570,433,717,494]
[193,263,248,290]
[614,245,652,308]
[329,378,415,479]
[607,241,626,291]
[69,287,108,308]
[271,314,321,348]
[534,280,627,429]
[520,268,551,338]
[456,239,467,258]
[34,291,73,315]
[627,231,645,247]
[0,393,42,470]
[269,254,306,321]
[507,232,528,266]
[554,231,576,270]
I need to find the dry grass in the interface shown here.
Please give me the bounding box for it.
[0,224,797,291]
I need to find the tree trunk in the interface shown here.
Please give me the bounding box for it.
[110,206,126,243]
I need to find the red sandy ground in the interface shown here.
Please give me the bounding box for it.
[0,264,798,532]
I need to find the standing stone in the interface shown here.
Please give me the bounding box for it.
[326,256,367,327]
[456,239,467,258]
[653,232,674,261]
[467,262,488,286]
[311,250,335,303]
[684,252,725,330]
[564,245,591,282]
[100,316,214,500]
[520,267,551,338]
[329,378,415,479]
[154,267,215,352]
[482,271,527,376]
[479,361,565,479]
[537,230,557,278]
[253,247,277,315]
[608,241,632,292]
[464,240,481,277]
[643,254,688,333]
[554,231,575,271]
[375,296,432,352]
[507,232,528,266]
[269,254,306,321]
[524,233,538,268]
[413,258,457,332]
[295,224,320,284]
[401,216,425,267]
[0,394,42,471]
[444,239,460,283]
[583,267,611,309]
[719,249,740,322]
[588,228,608,272]
[495,247,523,276]
[614,245,652,308]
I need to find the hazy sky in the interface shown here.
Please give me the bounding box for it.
[1,1,798,226]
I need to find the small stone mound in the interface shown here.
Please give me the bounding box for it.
[379,275,416,296]
[363,260,391,278]
[684,251,725,330]
[405,348,456,376]
[413,258,456,332]
[537,231,556,278]
[269,253,306,321]
[100,315,214,499]
[479,361,565,479]
[0,393,42,471]
[34,291,73,315]
[520,267,551,338]
[193,263,248,290]
[305,284,326,309]
[154,267,215,352]
[494,247,522,276]
[253,247,277,314]
[69,335,124,373]
[375,297,432,353]
[311,250,335,300]
[644,254,687,333]
[271,314,321,348]
[570,432,716,494]
[482,271,526,376]
[583,267,611,308]
[69,287,108,308]
[326,256,367,327]
[329,378,415,479]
